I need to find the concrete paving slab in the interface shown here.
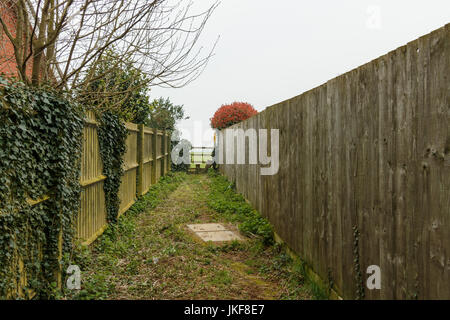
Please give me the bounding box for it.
[187,223,244,242]
[187,223,227,232]
[195,230,242,242]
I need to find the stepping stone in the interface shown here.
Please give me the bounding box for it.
[195,230,242,242]
[187,223,243,242]
[187,223,227,232]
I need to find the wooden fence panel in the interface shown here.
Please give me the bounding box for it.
[137,126,171,196]
[166,132,171,173]
[162,130,170,175]
[155,130,163,182]
[161,130,167,177]
[219,24,450,299]
[139,126,154,195]
[78,111,107,244]
[118,123,138,217]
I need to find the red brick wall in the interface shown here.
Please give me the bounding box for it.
[0,2,34,80]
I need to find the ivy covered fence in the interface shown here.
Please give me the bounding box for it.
[0,78,171,299]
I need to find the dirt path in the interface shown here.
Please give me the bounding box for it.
[73,174,312,300]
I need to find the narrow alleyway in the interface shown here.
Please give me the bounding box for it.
[69,173,312,300]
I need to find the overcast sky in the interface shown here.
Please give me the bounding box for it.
[151,0,450,147]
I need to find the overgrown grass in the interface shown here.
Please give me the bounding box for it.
[127,171,187,216]
[63,172,186,300]
[206,169,328,300]
[207,169,273,245]
[62,171,321,300]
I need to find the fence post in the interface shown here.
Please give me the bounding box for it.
[137,124,144,196]
[151,128,157,184]
[167,131,171,172]
[161,129,166,176]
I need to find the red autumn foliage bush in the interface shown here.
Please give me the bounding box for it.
[210,102,258,129]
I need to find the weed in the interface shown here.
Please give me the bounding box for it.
[207,170,273,245]
[210,270,233,286]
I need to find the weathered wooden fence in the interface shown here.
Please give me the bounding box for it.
[78,112,171,245]
[219,24,449,299]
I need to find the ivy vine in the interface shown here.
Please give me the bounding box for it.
[352,225,365,300]
[0,77,84,298]
[97,112,128,224]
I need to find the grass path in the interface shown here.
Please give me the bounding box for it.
[68,173,313,300]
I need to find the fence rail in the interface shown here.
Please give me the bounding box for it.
[219,24,450,300]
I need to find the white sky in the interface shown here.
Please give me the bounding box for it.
[151,0,450,147]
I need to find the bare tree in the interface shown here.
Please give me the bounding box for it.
[0,0,218,95]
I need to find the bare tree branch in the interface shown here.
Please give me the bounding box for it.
[0,0,218,104]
